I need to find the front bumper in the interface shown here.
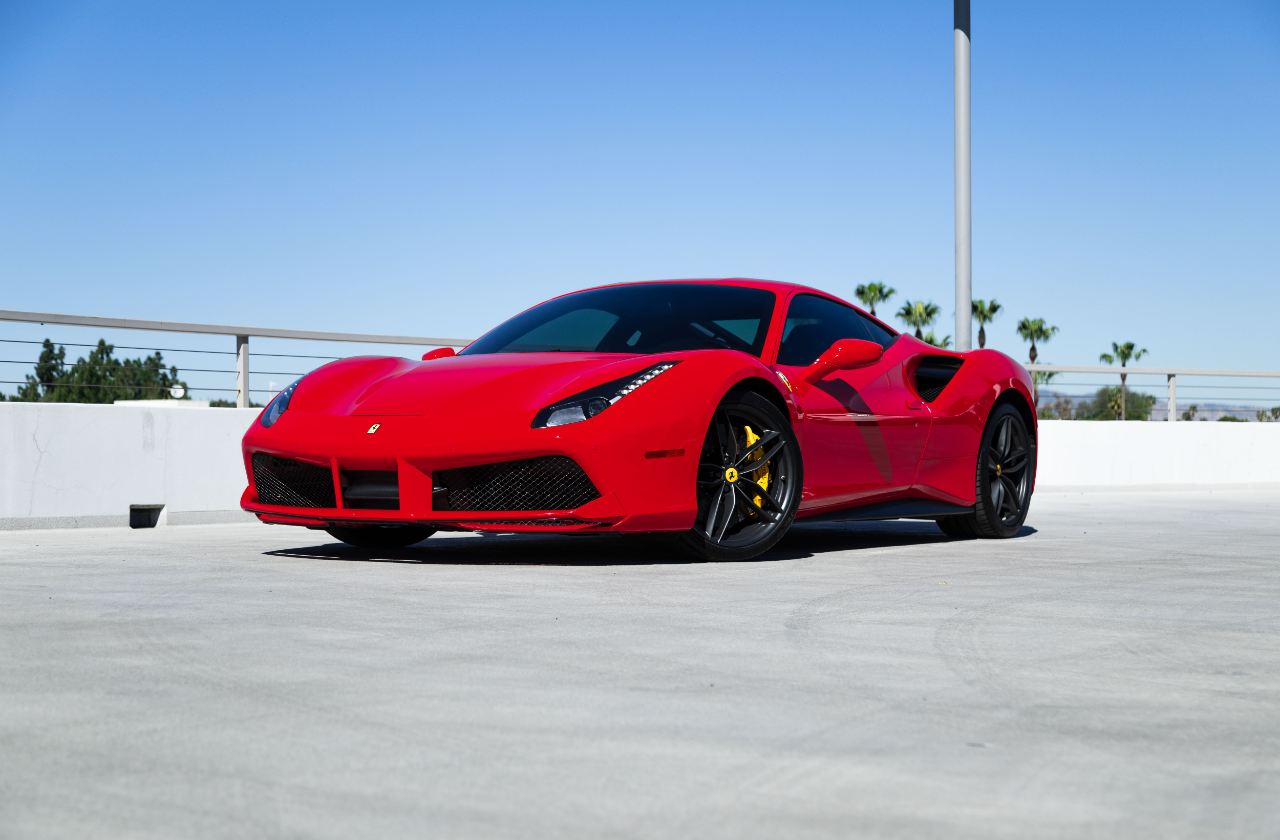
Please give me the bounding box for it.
[240,407,701,533]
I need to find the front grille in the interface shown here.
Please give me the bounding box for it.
[450,519,600,527]
[433,456,601,512]
[252,453,336,508]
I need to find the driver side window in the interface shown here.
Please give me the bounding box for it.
[777,294,882,366]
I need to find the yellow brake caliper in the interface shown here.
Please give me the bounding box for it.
[743,425,770,511]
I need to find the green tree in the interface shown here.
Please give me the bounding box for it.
[854,283,896,317]
[1075,386,1156,421]
[922,331,952,349]
[1098,341,1147,422]
[1015,318,1058,365]
[896,300,940,340]
[1031,366,1060,411]
[970,298,1002,349]
[10,339,188,403]
[1015,318,1058,405]
[1182,404,1199,421]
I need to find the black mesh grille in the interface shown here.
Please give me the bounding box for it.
[433,456,600,512]
[914,357,964,403]
[449,519,600,527]
[252,453,336,508]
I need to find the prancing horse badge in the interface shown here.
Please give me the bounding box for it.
[367,423,381,434]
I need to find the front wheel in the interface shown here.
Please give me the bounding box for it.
[676,391,803,561]
[936,402,1035,539]
[325,525,437,549]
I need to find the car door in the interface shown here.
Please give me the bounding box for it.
[773,293,931,510]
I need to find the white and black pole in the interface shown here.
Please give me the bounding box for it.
[954,0,972,351]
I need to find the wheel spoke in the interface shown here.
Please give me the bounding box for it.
[990,476,1006,514]
[732,480,781,517]
[995,417,1010,459]
[715,485,738,541]
[750,479,784,512]
[737,437,785,472]
[704,481,725,538]
[732,430,779,468]
[720,412,740,462]
[998,476,1021,518]
[1002,447,1028,473]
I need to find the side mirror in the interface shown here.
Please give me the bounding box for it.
[799,339,882,385]
[421,347,456,361]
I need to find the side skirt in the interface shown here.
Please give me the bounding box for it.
[799,498,974,523]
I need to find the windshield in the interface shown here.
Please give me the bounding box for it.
[461,283,777,356]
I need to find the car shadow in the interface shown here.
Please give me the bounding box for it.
[263,521,1037,567]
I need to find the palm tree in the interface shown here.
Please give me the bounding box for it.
[896,300,940,340]
[854,283,896,317]
[922,331,952,349]
[1099,341,1147,422]
[971,299,1002,349]
[1031,366,1060,412]
[1015,318,1058,406]
[1015,317,1057,364]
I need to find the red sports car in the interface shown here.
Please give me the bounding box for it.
[241,279,1036,560]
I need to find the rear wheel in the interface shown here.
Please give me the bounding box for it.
[676,391,802,561]
[325,525,436,549]
[936,402,1034,539]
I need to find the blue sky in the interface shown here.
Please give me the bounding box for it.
[1,1,1278,401]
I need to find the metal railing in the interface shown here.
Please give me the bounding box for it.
[3,309,1277,419]
[1,310,473,408]
[1025,364,1280,421]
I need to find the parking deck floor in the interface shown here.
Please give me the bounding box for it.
[3,489,1279,839]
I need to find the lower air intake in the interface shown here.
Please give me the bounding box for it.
[433,456,601,512]
[252,453,336,508]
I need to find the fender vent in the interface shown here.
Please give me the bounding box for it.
[433,456,601,512]
[914,356,964,403]
[252,453,336,508]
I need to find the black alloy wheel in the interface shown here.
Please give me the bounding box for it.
[677,391,803,561]
[325,525,437,549]
[937,402,1035,539]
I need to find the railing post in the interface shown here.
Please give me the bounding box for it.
[236,335,250,408]
[1168,374,1177,422]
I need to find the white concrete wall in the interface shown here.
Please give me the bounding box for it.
[1,403,259,530]
[2,405,1278,529]
[1037,420,1280,490]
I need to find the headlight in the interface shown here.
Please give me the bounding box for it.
[259,378,303,428]
[532,362,680,429]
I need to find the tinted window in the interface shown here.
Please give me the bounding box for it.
[856,310,898,349]
[462,283,777,357]
[776,294,897,366]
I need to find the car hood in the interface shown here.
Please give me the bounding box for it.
[288,352,661,418]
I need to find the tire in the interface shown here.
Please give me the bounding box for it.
[325,525,436,549]
[936,402,1034,539]
[676,391,803,561]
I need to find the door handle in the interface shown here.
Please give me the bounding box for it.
[906,399,924,410]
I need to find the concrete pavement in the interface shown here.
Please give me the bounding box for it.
[2,490,1278,838]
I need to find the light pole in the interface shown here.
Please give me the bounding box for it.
[954,0,972,351]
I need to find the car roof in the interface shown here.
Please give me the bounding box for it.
[577,277,834,297]
[557,278,899,336]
